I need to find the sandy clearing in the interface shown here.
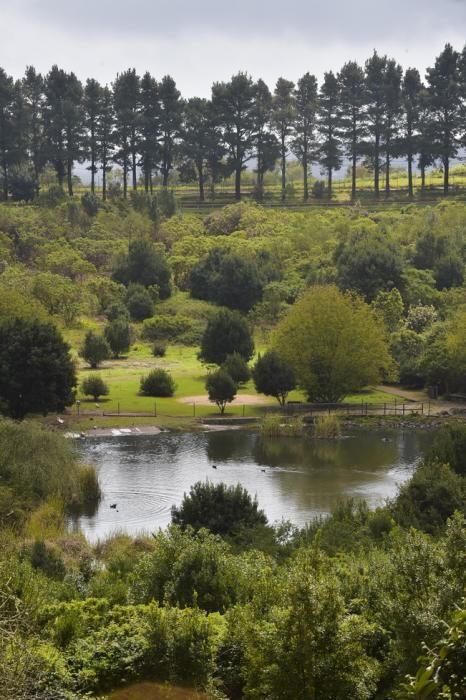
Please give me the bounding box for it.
[177,394,269,406]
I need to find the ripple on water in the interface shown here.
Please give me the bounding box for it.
[74,430,431,542]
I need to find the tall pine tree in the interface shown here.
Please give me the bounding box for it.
[139,72,159,193]
[400,68,423,198]
[338,61,366,201]
[159,75,183,187]
[382,59,403,195]
[212,72,256,200]
[318,71,342,199]
[291,73,318,201]
[0,69,16,199]
[272,78,295,201]
[426,44,462,195]
[253,79,278,200]
[364,51,387,198]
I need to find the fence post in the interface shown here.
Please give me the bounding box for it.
[193,402,196,417]
[403,403,405,417]
[384,403,386,416]
[421,403,424,415]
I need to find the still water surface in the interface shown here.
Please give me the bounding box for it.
[75,429,430,542]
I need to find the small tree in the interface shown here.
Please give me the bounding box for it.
[0,319,76,419]
[140,369,176,397]
[81,331,110,369]
[252,351,296,406]
[104,320,131,358]
[81,374,109,401]
[206,369,237,414]
[171,481,268,536]
[222,352,251,386]
[200,309,254,365]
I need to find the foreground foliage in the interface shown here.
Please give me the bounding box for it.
[0,424,465,699]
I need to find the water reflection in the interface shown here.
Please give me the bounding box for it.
[74,429,431,542]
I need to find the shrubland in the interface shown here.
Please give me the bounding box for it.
[0,197,465,412]
[0,422,464,698]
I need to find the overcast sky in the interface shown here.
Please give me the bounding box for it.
[1,0,465,96]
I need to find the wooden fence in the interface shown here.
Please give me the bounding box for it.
[262,401,430,417]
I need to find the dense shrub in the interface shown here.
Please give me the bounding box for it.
[125,284,154,321]
[141,314,197,343]
[113,238,171,298]
[104,302,130,322]
[152,341,167,357]
[392,460,465,533]
[190,247,263,312]
[172,481,268,537]
[199,309,254,365]
[221,352,251,385]
[427,424,466,476]
[140,369,176,397]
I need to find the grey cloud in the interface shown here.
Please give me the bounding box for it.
[18,0,466,43]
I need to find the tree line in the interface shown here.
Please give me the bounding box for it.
[1,43,466,202]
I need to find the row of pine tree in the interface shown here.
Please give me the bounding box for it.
[0,44,465,202]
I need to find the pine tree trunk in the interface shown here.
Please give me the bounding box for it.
[67,160,73,196]
[2,159,7,200]
[281,137,286,201]
[235,166,241,201]
[102,164,107,201]
[91,154,95,194]
[132,150,137,190]
[421,165,426,192]
[198,163,205,202]
[374,134,380,198]
[351,149,357,201]
[444,157,449,195]
[303,150,308,201]
[327,168,332,199]
[385,149,390,196]
[407,152,413,198]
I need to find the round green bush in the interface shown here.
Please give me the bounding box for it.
[140,369,176,397]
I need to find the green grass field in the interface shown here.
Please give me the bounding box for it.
[65,330,398,430]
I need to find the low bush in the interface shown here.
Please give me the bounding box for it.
[152,341,167,357]
[141,314,198,344]
[140,369,176,397]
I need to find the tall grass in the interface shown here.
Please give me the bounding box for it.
[313,414,342,439]
[260,414,305,437]
[76,465,101,509]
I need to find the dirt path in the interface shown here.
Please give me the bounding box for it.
[177,394,269,406]
[376,385,466,415]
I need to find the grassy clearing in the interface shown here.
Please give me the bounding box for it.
[63,325,397,427]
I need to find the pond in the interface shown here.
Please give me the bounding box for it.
[74,429,431,542]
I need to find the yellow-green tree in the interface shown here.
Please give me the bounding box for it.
[273,285,394,402]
